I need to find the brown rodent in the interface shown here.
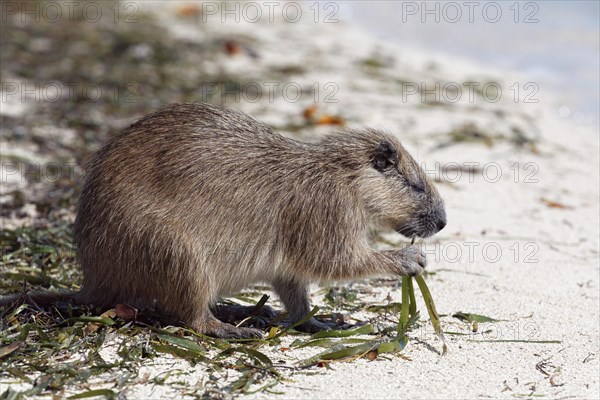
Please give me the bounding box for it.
[1,103,446,338]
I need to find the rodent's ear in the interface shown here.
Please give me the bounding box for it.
[372,140,399,172]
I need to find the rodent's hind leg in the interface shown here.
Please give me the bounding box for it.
[211,303,278,328]
[272,277,349,333]
[189,311,264,339]
[272,277,310,322]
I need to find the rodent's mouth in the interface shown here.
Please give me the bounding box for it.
[395,214,446,239]
[395,225,427,239]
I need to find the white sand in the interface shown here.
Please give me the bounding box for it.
[2,2,598,399]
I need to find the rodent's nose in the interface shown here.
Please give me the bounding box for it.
[437,218,446,231]
[436,211,447,232]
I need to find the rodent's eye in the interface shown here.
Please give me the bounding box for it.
[373,157,395,171]
[372,140,399,173]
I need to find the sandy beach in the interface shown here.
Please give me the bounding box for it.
[1,2,598,399]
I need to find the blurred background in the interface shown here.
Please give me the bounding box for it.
[348,1,599,126]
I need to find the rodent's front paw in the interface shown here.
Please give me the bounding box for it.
[395,246,427,276]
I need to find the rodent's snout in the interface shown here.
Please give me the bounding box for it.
[428,205,447,236]
[395,206,447,239]
[421,207,447,238]
[435,209,447,232]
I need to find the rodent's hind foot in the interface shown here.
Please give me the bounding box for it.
[207,324,264,339]
[211,303,278,329]
[192,314,264,339]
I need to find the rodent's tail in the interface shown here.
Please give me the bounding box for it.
[0,290,79,311]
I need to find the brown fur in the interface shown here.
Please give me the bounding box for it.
[1,103,446,338]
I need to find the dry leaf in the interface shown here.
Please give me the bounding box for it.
[83,323,100,335]
[0,341,23,359]
[176,5,202,18]
[83,310,116,334]
[100,309,116,319]
[303,105,318,120]
[224,40,242,55]
[541,198,571,209]
[115,303,138,321]
[316,115,344,125]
